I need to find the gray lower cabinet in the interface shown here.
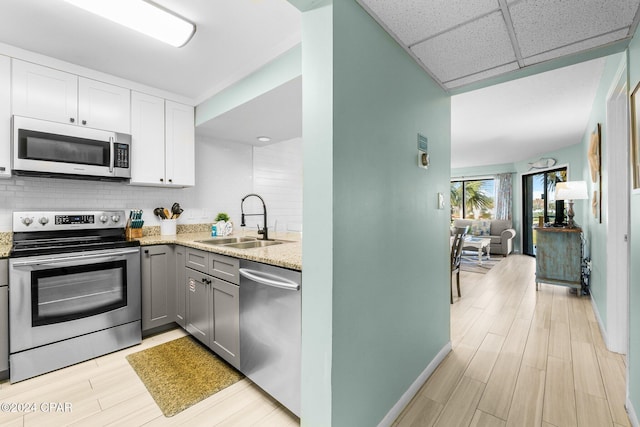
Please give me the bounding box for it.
[185,248,239,369]
[141,245,176,332]
[175,246,186,328]
[0,259,7,372]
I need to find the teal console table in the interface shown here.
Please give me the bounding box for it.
[534,226,583,295]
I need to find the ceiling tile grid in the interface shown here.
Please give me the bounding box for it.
[359,0,500,46]
[357,0,640,90]
[411,12,517,83]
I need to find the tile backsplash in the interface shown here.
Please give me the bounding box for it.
[0,136,303,233]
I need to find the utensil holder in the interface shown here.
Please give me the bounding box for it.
[160,219,177,236]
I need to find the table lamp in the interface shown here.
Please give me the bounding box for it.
[555,181,588,228]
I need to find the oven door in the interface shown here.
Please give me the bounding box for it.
[9,247,140,353]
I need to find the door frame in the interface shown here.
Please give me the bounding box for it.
[603,58,630,356]
[519,163,570,255]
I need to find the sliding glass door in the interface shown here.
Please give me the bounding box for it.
[522,167,567,256]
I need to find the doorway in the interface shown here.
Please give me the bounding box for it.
[522,167,567,256]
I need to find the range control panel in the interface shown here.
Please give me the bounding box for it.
[13,211,125,232]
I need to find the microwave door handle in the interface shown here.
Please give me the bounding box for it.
[109,136,114,173]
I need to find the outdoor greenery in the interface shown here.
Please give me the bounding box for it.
[451,179,495,220]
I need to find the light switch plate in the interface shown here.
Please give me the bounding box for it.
[437,193,444,209]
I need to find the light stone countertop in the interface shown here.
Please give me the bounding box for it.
[0,244,10,258]
[136,231,302,271]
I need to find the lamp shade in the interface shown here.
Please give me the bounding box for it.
[555,181,588,200]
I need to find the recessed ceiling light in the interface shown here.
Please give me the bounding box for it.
[257,136,271,142]
[64,0,196,48]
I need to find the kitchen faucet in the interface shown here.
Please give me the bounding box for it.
[240,193,269,240]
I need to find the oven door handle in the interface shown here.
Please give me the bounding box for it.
[11,248,139,267]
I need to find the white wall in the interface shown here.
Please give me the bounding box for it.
[0,136,303,233]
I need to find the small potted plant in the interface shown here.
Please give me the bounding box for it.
[213,212,231,236]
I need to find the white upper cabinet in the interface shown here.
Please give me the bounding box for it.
[78,78,130,133]
[165,100,195,187]
[130,94,194,187]
[11,59,130,133]
[12,59,78,125]
[130,91,165,185]
[0,55,11,179]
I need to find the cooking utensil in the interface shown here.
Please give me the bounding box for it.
[171,202,183,219]
[163,208,171,219]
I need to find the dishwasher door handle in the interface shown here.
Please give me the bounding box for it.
[239,268,300,291]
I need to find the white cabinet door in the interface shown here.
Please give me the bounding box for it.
[11,59,78,124]
[165,100,195,186]
[78,77,130,133]
[0,55,10,178]
[130,91,166,185]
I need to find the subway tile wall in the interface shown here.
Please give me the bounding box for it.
[0,136,303,234]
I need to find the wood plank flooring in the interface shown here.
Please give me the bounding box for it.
[394,254,630,427]
[0,254,629,426]
[0,328,299,426]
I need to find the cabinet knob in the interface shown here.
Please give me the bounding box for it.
[69,118,75,123]
[160,178,164,182]
[82,120,87,125]
[144,250,149,254]
[168,179,173,183]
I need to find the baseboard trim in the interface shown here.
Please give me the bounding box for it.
[590,295,609,347]
[627,397,639,427]
[377,341,452,427]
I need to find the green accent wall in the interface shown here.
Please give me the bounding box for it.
[577,52,625,335]
[627,29,640,424]
[300,1,334,426]
[298,1,452,425]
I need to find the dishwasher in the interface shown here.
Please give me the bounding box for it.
[239,259,301,417]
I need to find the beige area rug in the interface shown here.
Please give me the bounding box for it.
[126,336,244,417]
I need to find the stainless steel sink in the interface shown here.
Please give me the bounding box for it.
[224,240,283,249]
[196,237,257,245]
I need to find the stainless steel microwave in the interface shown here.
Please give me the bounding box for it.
[12,116,131,181]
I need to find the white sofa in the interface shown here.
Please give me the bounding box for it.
[452,219,516,256]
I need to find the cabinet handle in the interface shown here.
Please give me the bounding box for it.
[160,178,164,182]
[82,120,87,125]
[144,250,149,254]
[69,118,75,123]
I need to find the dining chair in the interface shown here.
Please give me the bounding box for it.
[450,225,469,304]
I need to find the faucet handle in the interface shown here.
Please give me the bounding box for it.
[257,224,264,235]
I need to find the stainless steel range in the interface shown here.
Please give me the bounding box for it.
[9,210,141,382]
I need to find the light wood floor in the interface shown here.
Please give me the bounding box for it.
[394,254,630,427]
[0,328,299,426]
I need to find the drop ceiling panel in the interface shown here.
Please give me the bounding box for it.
[411,12,516,83]
[359,0,499,46]
[509,0,639,57]
[523,29,629,66]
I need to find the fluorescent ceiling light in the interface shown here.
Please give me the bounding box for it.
[64,0,196,47]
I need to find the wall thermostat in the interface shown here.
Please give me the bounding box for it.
[418,133,429,169]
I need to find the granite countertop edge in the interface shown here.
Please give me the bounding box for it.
[1,232,302,271]
[136,231,302,271]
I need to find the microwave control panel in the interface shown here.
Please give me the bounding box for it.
[114,143,129,168]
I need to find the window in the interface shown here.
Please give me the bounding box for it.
[451,178,495,220]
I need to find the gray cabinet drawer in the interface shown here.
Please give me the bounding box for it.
[186,248,209,274]
[209,253,239,285]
